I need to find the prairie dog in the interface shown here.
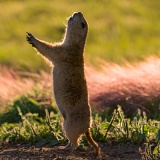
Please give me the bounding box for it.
[26,12,100,156]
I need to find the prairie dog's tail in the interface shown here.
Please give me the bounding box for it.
[85,129,101,157]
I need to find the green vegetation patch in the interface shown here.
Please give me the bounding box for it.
[0,94,159,158]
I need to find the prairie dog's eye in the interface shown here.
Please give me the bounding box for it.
[81,22,85,28]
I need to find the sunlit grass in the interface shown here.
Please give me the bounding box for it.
[0,0,160,71]
[1,57,160,117]
[0,66,51,112]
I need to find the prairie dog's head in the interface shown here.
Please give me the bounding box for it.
[63,12,88,46]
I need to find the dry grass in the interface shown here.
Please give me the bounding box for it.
[1,57,160,117]
[87,57,160,117]
[0,65,51,112]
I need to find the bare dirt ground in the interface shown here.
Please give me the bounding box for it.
[0,142,143,160]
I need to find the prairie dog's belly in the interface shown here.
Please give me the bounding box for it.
[53,65,89,116]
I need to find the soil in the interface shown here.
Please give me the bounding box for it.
[0,142,143,160]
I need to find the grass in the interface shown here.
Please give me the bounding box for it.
[1,60,160,118]
[0,0,160,71]
[0,93,159,158]
[0,65,160,158]
[0,65,51,112]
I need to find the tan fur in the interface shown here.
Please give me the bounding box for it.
[26,12,100,156]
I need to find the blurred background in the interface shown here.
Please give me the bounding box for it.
[1,0,160,72]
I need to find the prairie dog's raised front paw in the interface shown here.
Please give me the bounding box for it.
[26,32,36,47]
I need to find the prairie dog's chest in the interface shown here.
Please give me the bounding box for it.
[53,65,75,94]
[52,65,88,115]
[52,65,86,97]
[53,66,71,86]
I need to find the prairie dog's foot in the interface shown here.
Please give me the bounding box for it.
[58,141,71,150]
[26,32,36,47]
[58,143,77,151]
[65,141,72,149]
